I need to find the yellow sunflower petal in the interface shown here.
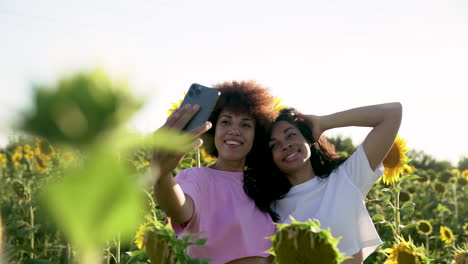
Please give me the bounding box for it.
[382,136,410,185]
[440,226,455,244]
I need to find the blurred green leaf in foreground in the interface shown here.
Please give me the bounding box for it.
[15,69,194,264]
[20,69,143,147]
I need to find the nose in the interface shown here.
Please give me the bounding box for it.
[281,143,292,152]
[228,128,240,136]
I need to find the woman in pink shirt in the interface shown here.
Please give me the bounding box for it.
[151,81,280,264]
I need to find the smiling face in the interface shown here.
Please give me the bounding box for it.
[214,109,256,165]
[269,121,312,175]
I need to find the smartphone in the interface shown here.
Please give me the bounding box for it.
[180,83,221,131]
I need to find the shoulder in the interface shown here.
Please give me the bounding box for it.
[175,167,210,183]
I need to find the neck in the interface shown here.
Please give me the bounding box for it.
[287,162,316,186]
[211,158,245,172]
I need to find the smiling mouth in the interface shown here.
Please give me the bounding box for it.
[284,151,299,162]
[225,140,242,146]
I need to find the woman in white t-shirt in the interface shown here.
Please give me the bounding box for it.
[265,103,402,263]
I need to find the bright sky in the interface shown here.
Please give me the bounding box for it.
[1,0,467,165]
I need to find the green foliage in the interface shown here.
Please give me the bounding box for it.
[144,220,209,264]
[458,157,468,171]
[327,135,356,157]
[40,149,144,252]
[21,69,143,147]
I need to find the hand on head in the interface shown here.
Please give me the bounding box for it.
[299,114,323,143]
[151,104,212,178]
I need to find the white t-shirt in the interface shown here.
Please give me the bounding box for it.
[274,145,383,259]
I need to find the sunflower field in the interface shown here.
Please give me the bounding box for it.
[1,71,467,264]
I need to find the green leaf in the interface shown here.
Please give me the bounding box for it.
[40,149,144,251]
[21,69,143,147]
[401,223,417,232]
[125,250,148,264]
[400,175,421,182]
[371,214,386,222]
[380,195,392,202]
[400,202,415,217]
[380,188,392,193]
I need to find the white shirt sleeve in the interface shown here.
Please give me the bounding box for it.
[342,145,384,197]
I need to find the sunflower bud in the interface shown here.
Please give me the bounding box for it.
[268,219,346,264]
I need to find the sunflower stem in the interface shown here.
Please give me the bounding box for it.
[28,193,35,259]
[116,234,121,264]
[425,235,430,254]
[452,184,458,224]
[196,148,201,168]
[393,182,401,237]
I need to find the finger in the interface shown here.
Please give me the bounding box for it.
[163,105,187,127]
[190,138,204,151]
[188,121,212,138]
[170,104,201,130]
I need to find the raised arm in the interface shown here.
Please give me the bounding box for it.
[304,102,402,170]
[152,104,212,224]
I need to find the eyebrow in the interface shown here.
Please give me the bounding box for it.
[220,114,253,122]
[269,126,295,143]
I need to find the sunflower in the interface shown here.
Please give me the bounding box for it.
[12,151,23,167]
[35,139,55,160]
[439,171,453,183]
[452,168,460,176]
[416,220,432,236]
[453,244,468,264]
[434,183,445,194]
[458,177,468,187]
[142,161,150,168]
[34,155,48,173]
[382,136,410,185]
[15,145,22,152]
[268,218,346,264]
[25,151,34,160]
[166,95,184,117]
[463,223,468,235]
[274,97,287,111]
[462,170,468,180]
[440,226,455,244]
[200,148,216,165]
[404,165,416,174]
[23,144,31,153]
[0,153,7,168]
[383,236,429,264]
[134,222,152,250]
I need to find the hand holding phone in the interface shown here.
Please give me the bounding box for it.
[179,83,221,131]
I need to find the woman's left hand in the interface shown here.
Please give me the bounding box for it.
[300,114,323,142]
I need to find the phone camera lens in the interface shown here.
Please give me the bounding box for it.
[188,90,194,97]
[195,87,201,96]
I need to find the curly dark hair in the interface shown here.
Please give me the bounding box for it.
[247,107,349,221]
[200,81,280,219]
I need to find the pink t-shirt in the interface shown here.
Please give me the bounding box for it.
[172,167,276,264]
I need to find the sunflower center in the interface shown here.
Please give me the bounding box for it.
[444,230,451,238]
[419,223,430,233]
[398,250,417,264]
[383,144,401,168]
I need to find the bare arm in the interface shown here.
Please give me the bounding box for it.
[151,104,211,224]
[304,102,402,170]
